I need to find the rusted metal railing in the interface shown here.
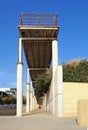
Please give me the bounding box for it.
[20,13,58,26]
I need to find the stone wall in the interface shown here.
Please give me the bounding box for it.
[0,105,16,115]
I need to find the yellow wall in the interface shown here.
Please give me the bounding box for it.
[63,82,88,117]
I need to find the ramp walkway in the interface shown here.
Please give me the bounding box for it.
[0,109,86,130]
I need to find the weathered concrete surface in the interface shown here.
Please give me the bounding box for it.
[64,82,88,117]
[77,100,88,127]
[0,110,86,130]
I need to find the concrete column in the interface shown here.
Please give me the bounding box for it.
[30,92,33,111]
[52,40,58,68]
[26,83,30,113]
[18,38,23,62]
[52,40,58,115]
[34,96,36,109]
[17,38,23,117]
[56,66,63,117]
[32,94,34,110]
[43,94,47,111]
[26,68,30,113]
[34,95,38,109]
[27,68,30,83]
[29,81,33,111]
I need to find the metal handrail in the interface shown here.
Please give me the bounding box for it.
[20,13,58,26]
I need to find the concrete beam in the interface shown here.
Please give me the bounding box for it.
[29,68,46,70]
[19,26,58,30]
[21,37,58,41]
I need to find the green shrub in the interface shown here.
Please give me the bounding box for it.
[35,69,51,99]
[63,59,88,82]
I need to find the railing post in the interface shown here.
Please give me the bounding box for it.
[55,15,58,26]
[20,15,22,25]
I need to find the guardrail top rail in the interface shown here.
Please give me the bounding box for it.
[20,13,58,26]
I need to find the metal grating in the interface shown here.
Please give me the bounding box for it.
[20,13,58,26]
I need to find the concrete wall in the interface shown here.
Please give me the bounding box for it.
[77,100,88,127]
[46,80,53,113]
[43,80,55,114]
[63,82,88,117]
[43,66,63,117]
[43,82,88,117]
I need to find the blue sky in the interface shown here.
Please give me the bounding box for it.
[0,0,88,94]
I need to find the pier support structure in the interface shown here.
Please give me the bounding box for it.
[17,38,23,117]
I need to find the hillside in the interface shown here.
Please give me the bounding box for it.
[63,59,88,82]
